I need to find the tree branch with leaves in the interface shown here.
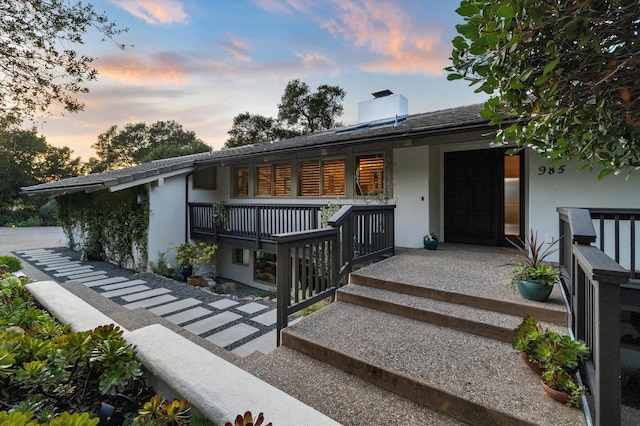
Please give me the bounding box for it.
[447,0,640,178]
[0,0,126,126]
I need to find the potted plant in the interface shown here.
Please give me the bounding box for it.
[512,314,547,374]
[508,231,561,302]
[173,242,218,286]
[211,200,228,230]
[423,232,439,250]
[512,315,589,407]
[541,365,587,407]
[532,331,590,374]
[174,243,196,281]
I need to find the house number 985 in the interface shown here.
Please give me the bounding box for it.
[538,166,565,175]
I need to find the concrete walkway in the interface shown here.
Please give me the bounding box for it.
[14,247,279,357]
[3,227,281,357]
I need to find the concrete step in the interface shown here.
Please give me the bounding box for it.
[338,284,566,343]
[237,345,465,425]
[349,272,568,325]
[338,283,522,343]
[281,302,586,426]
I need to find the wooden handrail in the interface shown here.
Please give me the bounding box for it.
[274,204,395,345]
[558,207,630,425]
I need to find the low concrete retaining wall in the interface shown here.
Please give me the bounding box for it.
[126,324,340,425]
[26,280,125,332]
[26,280,340,426]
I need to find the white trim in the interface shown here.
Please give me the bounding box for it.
[108,168,194,192]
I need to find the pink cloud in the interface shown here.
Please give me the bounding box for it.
[222,36,252,63]
[96,53,189,85]
[320,0,448,75]
[109,0,188,25]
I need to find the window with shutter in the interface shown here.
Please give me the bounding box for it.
[299,161,320,196]
[322,159,345,196]
[256,166,272,196]
[234,167,249,197]
[274,164,291,196]
[356,155,384,196]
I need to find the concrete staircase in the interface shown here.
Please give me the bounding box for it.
[239,271,587,425]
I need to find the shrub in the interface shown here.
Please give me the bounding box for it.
[17,215,44,227]
[0,255,22,272]
[0,275,147,422]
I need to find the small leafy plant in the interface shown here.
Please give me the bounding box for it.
[542,365,587,408]
[173,242,218,277]
[424,232,438,241]
[508,230,561,289]
[512,314,546,357]
[211,200,229,227]
[513,315,590,407]
[0,255,22,272]
[134,392,190,425]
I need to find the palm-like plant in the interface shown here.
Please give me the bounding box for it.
[509,230,562,289]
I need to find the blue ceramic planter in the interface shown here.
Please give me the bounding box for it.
[423,238,439,250]
[517,279,553,302]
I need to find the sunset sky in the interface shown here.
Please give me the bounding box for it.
[34,0,488,160]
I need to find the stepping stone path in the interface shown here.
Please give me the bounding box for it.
[15,248,282,357]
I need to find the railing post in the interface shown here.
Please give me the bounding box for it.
[572,244,628,426]
[255,206,261,247]
[275,237,290,347]
[592,277,621,425]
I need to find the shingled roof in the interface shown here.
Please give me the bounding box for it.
[22,103,489,195]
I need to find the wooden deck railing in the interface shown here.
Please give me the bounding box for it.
[328,204,396,285]
[559,208,640,280]
[274,204,395,345]
[189,203,323,248]
[558,207,630,425]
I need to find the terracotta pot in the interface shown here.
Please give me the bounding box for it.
[520,351,543,375]
[516,279,553,302]
[187,275,203,287]
[541,380,571,404]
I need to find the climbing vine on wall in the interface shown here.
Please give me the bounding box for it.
[56,187,149,270]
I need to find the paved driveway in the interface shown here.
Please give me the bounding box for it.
[0,226,66,255]
[1,226,67,281]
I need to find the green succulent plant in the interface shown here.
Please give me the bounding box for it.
[542,365,587,408]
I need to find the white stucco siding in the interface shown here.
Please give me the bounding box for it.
[148,175,188,267]
[527,153,640,265]
[393,145,430,248]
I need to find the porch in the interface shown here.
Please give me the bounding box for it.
[184,202,640,423]
[235,243,639,425]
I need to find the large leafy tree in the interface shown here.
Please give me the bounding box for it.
[0,0,125,125]
[225,113,281,148]
[88,120,211,172]
[225,79,345,148]
[0,129,83,209]
[277,79,346,134]
[447,0,640,177]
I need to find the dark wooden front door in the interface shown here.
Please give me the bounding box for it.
[444,149,505,246]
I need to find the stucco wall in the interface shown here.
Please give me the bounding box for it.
[393,145,430,248]
[527,153,640,266]
[148,176,188,267]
